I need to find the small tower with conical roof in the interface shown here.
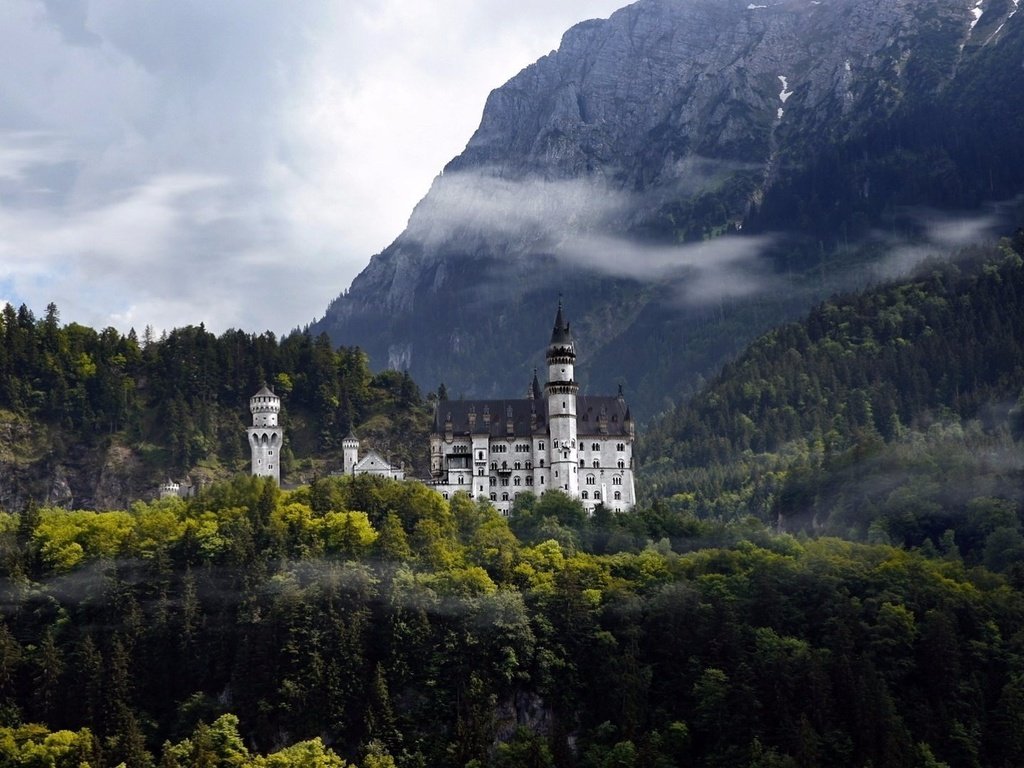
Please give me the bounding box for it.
[342,434,360,475]
[248,385,283,484]
[545,300,580,497]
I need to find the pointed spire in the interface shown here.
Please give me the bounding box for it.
[532,368,542,400]
[549,298,573,346]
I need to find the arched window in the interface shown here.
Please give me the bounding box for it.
[618,459,625,469]
[614,491,621,500]
[489,477,496,486]
[502,461,508,470]
[617,443,625,451]
[580,459,585,467]
[592,459,599,468]
[594,491,601,501]
[490,462,497,470]
[581,491,589,499]
[514,461,521,470]
[526,476,533,485]
[477,468,484,476]
[613,476,622,486]
[586,475,596,486]
[539,459,545,468]
[592,442,600,451]
[502,492,509,501]
[490,493,496,501]
[514,476,521,486]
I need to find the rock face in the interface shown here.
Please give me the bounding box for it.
[313,0,1024,416]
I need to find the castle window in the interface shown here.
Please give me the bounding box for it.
[538,442,545,450]
[502,461,508,470]
[618,460,625,469]
[490,477,496,486]
[479,485,484,493]
[443,493,449,500]
[526,461,532,469]
[593,460,599,468]
[490,462,497,470]
[490,493,497,501]
[586,475,596,485]
[553,440,558,448]
[580,459,585,467]
[526,476,533,485]
[592,442,599,451]
[477,468,484,476]
[581,491,589,500]
[614,491,621,501]
[269,450,274,456]
[478,451,484,460]
[539,459,544,467]
[514,462,521,470]
[458,476,463,484]
[540,477,545,484]
[514,477,521,486]
[617,443,625,451]
[501,478,509,487]
[613,476,622,486]
[594,491,601,501]
[502,493,509,502]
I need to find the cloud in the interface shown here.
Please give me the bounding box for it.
[402,167,780,304]
[869,204,1010,281]
[0,0,627,336]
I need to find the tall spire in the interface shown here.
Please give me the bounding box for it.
[549,299,574,348]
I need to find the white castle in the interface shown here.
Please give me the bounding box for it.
[245,303,635,512]
[429,302,636,514]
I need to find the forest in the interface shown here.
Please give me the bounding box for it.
[2,475,1024,768]
[639,236,1024,568]
[0,308,431,496]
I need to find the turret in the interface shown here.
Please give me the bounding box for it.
[545,300,580,496]
[248,385,284,484]
[342,434,360,475]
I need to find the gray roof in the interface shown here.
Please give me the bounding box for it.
[434,395,631,438]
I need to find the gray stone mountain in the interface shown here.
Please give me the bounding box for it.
[312,0,1024,419]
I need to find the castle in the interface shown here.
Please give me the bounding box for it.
[244,303,635,513]
[428,302,636,514]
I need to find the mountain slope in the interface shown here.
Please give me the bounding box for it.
[638,235,1024,561]
[313,0,1024,418]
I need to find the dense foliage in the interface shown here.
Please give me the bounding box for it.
[0,309,429,495]
[640,240,1024,567]
[1,476,1023,767]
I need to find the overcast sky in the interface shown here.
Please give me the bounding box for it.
[0,0,626,337]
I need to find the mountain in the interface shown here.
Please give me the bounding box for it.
[312,0,1024,418]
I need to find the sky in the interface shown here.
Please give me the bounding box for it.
[0,0,627,337]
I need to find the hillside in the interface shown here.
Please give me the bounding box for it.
[312,0,1024,419]
[639,233,1024,566]
[0,307,430,511]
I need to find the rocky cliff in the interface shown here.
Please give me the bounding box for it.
[313,0,1024,417]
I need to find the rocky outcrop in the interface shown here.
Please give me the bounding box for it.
[313,0,1024,416]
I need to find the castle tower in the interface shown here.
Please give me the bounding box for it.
[248,385,283,484]
[342,434,360,475]
[545,301,580,496]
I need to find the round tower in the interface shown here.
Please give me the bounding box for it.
[342,434,360,475]
[248,385,283,484]
[545,301,580,497]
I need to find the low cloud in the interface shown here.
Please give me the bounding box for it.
[404,167,779,305]
[870,204,1012,281]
